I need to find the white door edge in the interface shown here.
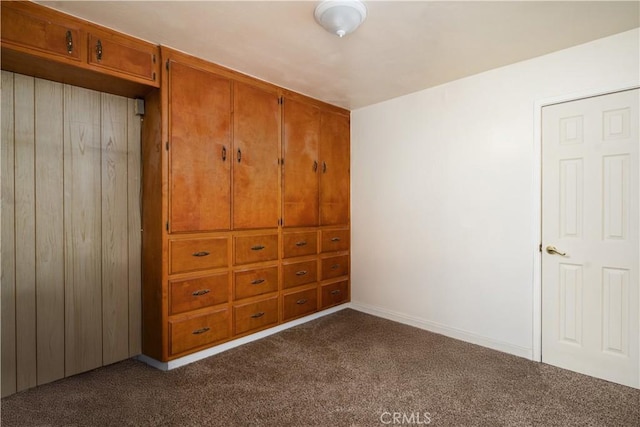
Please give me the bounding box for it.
[532,81,640,365]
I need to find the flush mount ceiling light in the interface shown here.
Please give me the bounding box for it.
[314,0,367,38]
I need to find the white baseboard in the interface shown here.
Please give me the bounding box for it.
[137,304,351,371]
[350,301,533,360]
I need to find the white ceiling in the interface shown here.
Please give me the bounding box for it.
[38,1,639,110]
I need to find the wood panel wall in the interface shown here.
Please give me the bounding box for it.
[0,71,142,397]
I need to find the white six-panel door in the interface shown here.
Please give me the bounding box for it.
[542,88,639,388]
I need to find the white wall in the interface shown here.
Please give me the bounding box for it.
[351,28,640,358]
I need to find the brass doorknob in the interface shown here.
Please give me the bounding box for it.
[546,245,567,256]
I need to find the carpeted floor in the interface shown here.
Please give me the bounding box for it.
[1,309,639,426]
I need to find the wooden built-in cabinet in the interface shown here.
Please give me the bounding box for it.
[0,1,350,368]
[142,47,350,362]
[283,97,350,227]
[167,59,231,233]
[1,1,160,98]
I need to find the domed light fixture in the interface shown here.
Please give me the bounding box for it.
[314,0,367,38]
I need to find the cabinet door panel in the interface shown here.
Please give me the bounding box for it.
[87,31,158,84]
[1,3,83,62]
[233,82,279,229]
[319,111,350,226]
[283,98,320,227]
[169,61,231,232]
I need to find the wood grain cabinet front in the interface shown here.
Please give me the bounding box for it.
[169,273,229,315]
[282,231,318,259]
[321,255,349,280]
[0,1,160,96]
[167,58,232,233]
[283,260,317,289]
[1,2,83,63]
[234,266,278,300]
[233,297,278,335]
[283,288,318,321]
[234,234,278,265]
[320,281,349,309]
[169,309,229,356]
[169,237,228,275]
[321,229,350,253]
[87,29,159,85]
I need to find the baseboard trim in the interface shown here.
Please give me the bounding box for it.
[137,304,351,371]
[350,302,533,360]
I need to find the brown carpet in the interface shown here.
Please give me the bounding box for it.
[2,309,639,426]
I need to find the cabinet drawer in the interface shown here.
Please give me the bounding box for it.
[321,255,349,280]
[1,3,83,62]
[283,288,318,321]
[283,260,317,289]
[234,266,278,300]
[283,231,317,258]
[233,296,278,335]
[320,281,349,309]
[169,308,229,355]
[169,273,229,315]
[321,229,350,253]
[170,237,228,274]
[234,233,278,265]
[87,30,159,84]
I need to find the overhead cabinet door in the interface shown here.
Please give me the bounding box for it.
[168,60,231,232]
[283,98,320,227]
[232,82,279,230]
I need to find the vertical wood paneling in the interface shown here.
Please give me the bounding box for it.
[35,78,65,385]
[101,93,130,364]
[14,73,37,391]
[1,71,17,397]
[64,85,103,376]
[1,71,142,396]
[127,99,142,356]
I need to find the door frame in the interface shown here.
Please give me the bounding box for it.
[532,82,640,364]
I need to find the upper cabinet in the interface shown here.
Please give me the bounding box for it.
[283,98,321,227]
[1,1,84,64]
[167,56,232,233]
[232,82,280,230]
[319,110,350,226]
[283,97,350,227]
[1,1,160,97]
[86,27,158,85]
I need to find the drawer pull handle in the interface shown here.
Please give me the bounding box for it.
[295,241,307,247]
[322,161,327,173]
[237,148,242,163]
[296,299,308,305]
[330,290,341,295]
[192,251,210,257]
[66,30,73,54]
[331,237,341,242]
[251,312,265,319]
[251,278,265,285]
[192,327,210,335]
[331,264,340,270]
[251,245,265,251]
[192,289,211,296]
[222,146,227,162]
[96,39,103,61]
[295,270,308,276]
[313,160,318,172]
